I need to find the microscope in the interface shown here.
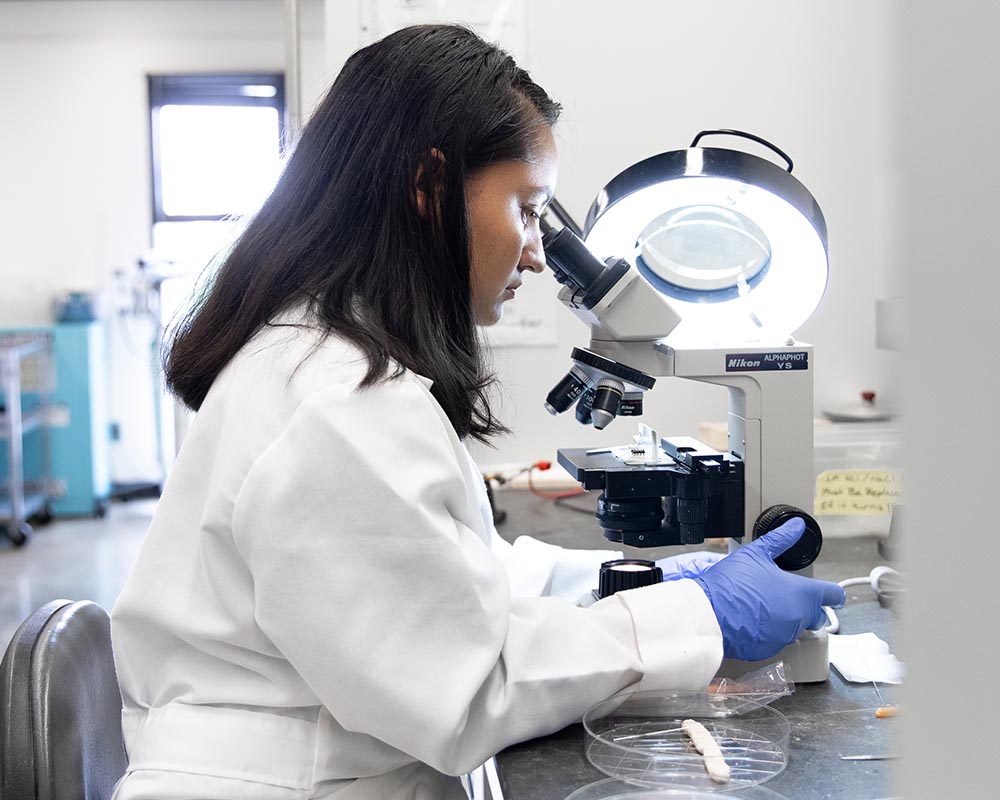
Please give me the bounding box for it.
[542,131,831,682]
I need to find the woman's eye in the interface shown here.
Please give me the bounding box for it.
[522,208,540,225]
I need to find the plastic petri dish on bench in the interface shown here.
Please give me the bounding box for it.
[564,778,792,800]
[582,689,790,791]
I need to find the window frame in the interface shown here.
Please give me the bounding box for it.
[148,73,286,224]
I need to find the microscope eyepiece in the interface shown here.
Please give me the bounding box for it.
[541,227,608,291]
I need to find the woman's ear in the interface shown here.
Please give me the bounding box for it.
[414,148,446,219]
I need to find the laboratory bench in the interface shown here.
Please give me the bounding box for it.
[490,488,902,800]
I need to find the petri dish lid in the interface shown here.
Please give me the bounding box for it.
[564,778,722,800]
[564,779,792,800]
[583,689,790,791]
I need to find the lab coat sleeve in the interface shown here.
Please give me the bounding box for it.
[489,533,623,602]
[232,380,722,776]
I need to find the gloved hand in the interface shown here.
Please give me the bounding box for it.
[655,551,726,581]
[693,518,846,662]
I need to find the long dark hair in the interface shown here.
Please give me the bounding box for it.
[164,24,560,442]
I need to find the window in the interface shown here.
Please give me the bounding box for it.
[149,73,285,222]
[144,74,285,460]
[148,73,285,264]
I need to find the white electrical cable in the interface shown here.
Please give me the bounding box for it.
[823,566,902,634]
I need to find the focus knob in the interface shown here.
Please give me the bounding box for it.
[752,504,823,571]
[598,559,663,599]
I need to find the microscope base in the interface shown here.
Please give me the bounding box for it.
[715,627,830,684]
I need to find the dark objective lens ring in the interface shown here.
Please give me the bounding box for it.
[590,379,624,430]
[544,367,589,415]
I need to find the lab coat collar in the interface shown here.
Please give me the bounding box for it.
[411,373,433,390]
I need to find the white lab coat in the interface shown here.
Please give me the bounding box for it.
[110,308,722,800]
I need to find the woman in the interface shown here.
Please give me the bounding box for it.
[111,24,844,800]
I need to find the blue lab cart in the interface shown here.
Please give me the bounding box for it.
[0,323,110,518]
[50,323,110,516]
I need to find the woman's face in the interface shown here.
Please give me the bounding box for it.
[465,126,558,326]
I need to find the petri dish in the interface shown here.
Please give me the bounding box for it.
[583,689,790,791]
[564,778,792,800]
[564,778,722,799]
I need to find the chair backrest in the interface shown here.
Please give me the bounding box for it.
[0,600,127,800]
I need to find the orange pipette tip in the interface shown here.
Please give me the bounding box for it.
[875,706,899,718]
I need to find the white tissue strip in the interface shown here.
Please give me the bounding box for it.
[681,718,731,784]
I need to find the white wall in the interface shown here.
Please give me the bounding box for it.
[0,0,329,325]
[326,1,904,472]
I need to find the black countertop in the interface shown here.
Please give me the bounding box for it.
[490,489,903,800]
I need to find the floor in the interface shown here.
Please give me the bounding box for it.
[0,498,155,649]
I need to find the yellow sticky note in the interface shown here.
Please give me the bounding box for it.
[814,470,902,515]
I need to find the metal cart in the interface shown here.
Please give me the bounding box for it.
[0,336,54,546]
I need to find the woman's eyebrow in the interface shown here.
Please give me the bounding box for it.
[527,187,554,205]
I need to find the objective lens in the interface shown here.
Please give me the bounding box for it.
[590,378,625,430]
[544,367,589,415]
[619,391,644,417]
[575,389,595,425]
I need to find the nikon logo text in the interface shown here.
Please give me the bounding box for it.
[725,352,809,372]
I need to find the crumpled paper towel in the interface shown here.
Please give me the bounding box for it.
[828,632,905,684]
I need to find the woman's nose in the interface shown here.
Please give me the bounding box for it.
[521,232,547,274]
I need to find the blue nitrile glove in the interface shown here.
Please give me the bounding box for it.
[692,518,847,662]
[655,551,727,581]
